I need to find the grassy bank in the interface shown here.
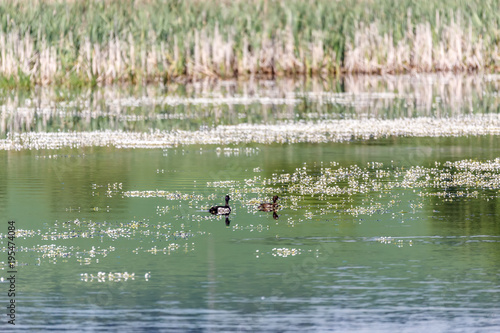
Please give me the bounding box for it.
[0,0,499,86]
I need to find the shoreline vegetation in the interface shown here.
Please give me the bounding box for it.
[0,0,499,87]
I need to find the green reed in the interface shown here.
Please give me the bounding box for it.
[0,0,499,86]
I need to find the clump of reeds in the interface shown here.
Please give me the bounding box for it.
[0,0,498,86]
[0,25,334,85]
[344,10,492,74]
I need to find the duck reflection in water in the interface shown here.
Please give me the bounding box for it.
[209,195,232,225]
[258,196,280,220]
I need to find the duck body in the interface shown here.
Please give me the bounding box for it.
[209,195,231,215]
[209,206,231,215]
[258,195,279,212]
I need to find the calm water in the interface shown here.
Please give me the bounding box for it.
[1,75,500,332]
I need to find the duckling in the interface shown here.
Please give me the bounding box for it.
[209,195,231,215]
[258,195,279,212]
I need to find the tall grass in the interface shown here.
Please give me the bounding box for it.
[0,0,499,86]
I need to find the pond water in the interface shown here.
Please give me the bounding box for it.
[1,74,500,332]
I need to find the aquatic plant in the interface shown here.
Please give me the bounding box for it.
[0,0,499,86]
[205,157,500,217]
[2,114,500,150]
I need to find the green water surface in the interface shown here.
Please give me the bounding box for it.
[1,76,500,331]
[1,138,499,331]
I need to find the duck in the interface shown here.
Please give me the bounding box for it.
[209,195,231,215]
[258,195,279,212]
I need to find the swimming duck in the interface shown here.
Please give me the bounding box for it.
[258,195,279,212]
[209,195,231,215]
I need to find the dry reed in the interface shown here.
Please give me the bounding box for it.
[0,1,498,85]
[344,11,491,74]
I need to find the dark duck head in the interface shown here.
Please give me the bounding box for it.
[258,195,279,212]
[209,195,231,215]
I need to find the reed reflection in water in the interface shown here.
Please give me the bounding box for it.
[1,74,499,136]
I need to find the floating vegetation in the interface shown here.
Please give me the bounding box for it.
[254,247,331,259]
[2,114,500,150]
[0,243,115,267]
[4,154,500,292]
[376,237,413,248]
[123,190,204,200]
[344,203,386,217]
[215,147,260,157]
[0,217,202,263]
[0,219,203,273]
[200,158,500,220]
[3,158,499,254]
[230,224,267,232]
[132,243,195,255]
[420,190,480,199]
[156,205,170,217]
[206,180,239,188]
[271,247,303,258]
